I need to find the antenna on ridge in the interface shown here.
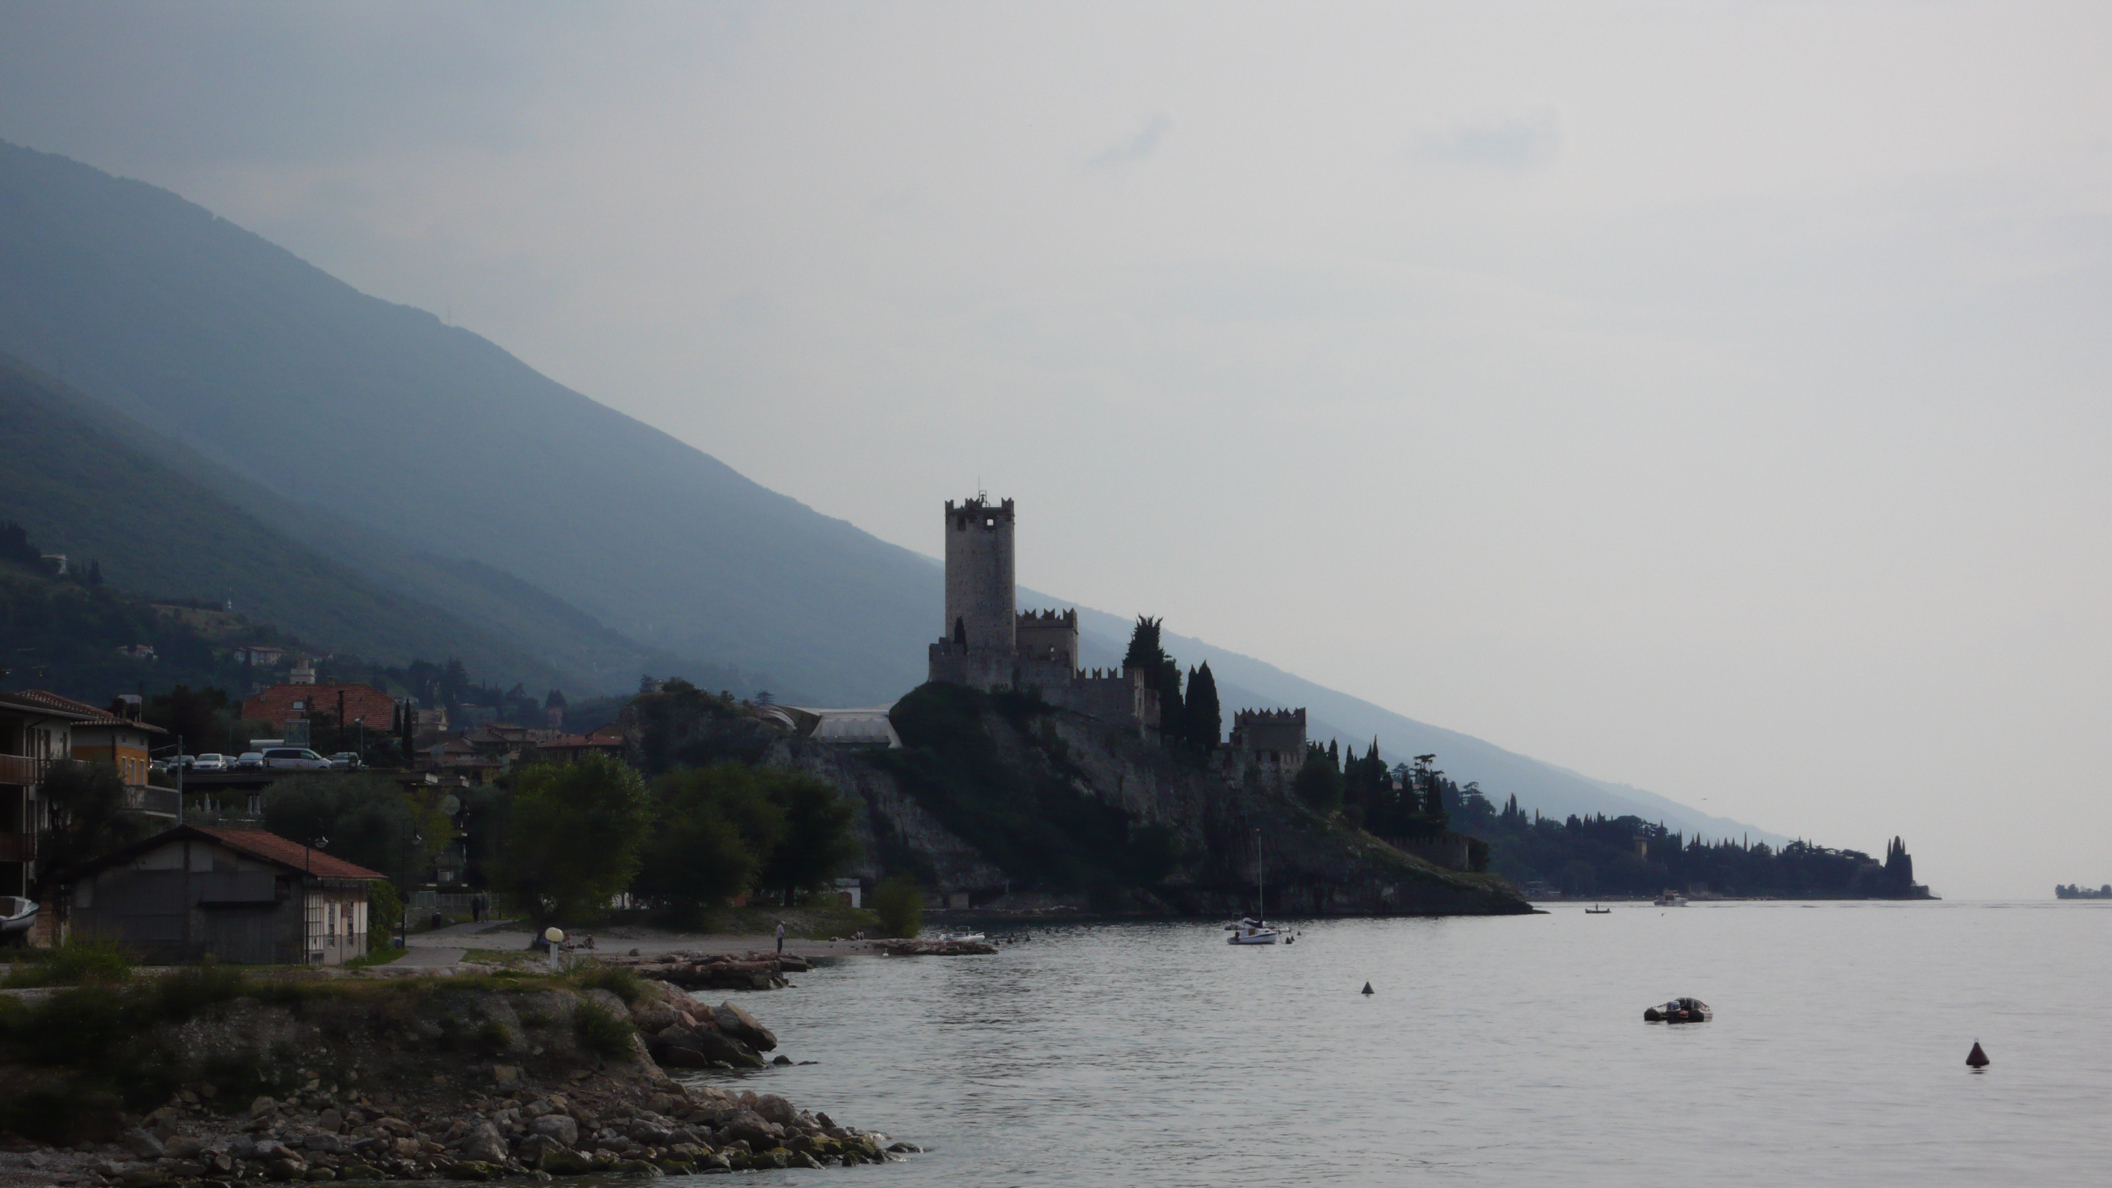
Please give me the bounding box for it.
[977,474,986,502]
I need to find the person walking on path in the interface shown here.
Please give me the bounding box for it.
[775,922,786,954]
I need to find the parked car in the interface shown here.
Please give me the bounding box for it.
[192,753,227,772]
[326,752,363,771]
[235,751,266,769]
[262,747,332,770]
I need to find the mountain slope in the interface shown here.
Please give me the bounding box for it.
[0,139,1772,841]
[0,349,648,692]
[0,140,935,703]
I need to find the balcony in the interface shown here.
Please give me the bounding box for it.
[0,832,33,863]
[0,754,40,786]
[129,785,181,820]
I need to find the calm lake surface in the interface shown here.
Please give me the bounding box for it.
[682,902,2112,1186]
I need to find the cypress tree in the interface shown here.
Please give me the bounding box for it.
[1184,662,1221,749]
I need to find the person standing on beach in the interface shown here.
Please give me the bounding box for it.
[775,922,786,954]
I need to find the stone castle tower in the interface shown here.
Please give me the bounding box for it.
[943,497,1016,654]
[927,494,1155,731]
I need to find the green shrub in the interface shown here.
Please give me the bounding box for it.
[572,963,645,1005]
[368,880,404,953]
[0,938,133,988]
[872,876,922,938]
[572,997,637,1059]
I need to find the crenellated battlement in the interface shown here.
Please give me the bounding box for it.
[929,495,1156,735]
[1233,708,1306,727]
[947,497,1015,530]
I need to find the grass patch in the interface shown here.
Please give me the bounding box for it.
[0,938,133,988]
[570,962,645,1005]
[572,996,637,1059]
[342,947,409,970]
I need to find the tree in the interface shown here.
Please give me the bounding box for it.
[1294,742,1343,814]
[634,763,786,919]
[35,760,151,891]
[1183,662,1221,750]
[491,752,652,926]
[1123,616,1185,743]
[872,876,922,938]
[143,685,237,756]
[261,773,441,888]
[756,771,861,906]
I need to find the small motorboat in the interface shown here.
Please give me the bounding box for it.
[1644,997,1712,1023]
[1654,893,1689,907]
[0,896,37,940]
[937,931,987,944]
[1585,905,1611,914]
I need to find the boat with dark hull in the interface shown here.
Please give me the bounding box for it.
[1644,997,1712,1023]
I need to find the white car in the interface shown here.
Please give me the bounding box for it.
[192,753,228,772]
[262,747,332,770]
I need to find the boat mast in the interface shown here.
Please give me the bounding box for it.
[1256,827,1265,925]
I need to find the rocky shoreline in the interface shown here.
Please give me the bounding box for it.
[0,972,910,1186]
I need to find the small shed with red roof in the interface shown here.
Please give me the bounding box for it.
[40,824,386,966]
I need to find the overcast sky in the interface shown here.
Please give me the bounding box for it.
[4,1,2109,896]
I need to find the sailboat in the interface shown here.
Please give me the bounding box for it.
[1228,829,1280,944]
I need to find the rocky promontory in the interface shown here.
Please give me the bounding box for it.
[0,967,909,1186]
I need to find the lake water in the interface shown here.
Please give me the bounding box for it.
[679,902,2112,1186]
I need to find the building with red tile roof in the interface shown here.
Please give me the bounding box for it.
[241,683,396,733]
[39,823,386,965]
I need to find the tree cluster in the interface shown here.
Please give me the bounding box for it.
[1293,740,1452,839]
[1121,617,1220,751]
[1466,799,1925,899]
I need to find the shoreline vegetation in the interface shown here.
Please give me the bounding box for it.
[0,959,916,1185]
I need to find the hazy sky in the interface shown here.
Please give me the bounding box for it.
[4,1,2109,896]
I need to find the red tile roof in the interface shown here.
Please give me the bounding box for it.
[241,683,396,730]
[9,689,167,731]
[194,827,387,880]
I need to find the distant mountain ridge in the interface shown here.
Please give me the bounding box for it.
[0,138,1780,843]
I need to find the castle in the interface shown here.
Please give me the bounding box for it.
[926,497,1160,729]
[925,496,1306,778]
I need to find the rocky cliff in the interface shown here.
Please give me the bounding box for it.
[647,683,1530,917]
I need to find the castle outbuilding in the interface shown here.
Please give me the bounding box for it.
[927,496,1159,731]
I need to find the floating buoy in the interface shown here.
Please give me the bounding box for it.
[1967,1041,1990,1069]
[1361,982,1374,996]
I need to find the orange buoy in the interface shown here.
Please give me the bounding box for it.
[1966,1041,1990,1069]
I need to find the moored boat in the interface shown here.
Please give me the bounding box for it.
[0,895,35,940]
[1227,829,1280,945]
[1644,997,1712,1023]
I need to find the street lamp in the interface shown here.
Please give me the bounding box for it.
[397,825,423,948]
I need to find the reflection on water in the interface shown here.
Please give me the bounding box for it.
[676,903,2112,1186]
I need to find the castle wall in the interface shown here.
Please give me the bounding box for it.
[1016,608,1079,670]
[1230,709,1307,765]
[944,498,1015,654]
[1038,667,1144,726]
[927,641,1018,692]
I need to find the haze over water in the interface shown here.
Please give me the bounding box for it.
[686,904,2111,1186]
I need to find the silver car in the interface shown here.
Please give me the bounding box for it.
[192,753,228,772]
[235,751,266,769]
[262,747,332,770]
